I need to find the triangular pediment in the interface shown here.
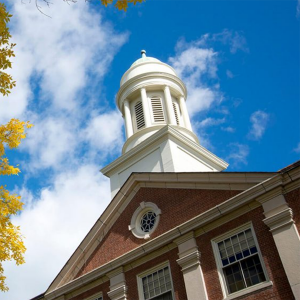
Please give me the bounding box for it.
[45,171,275,295]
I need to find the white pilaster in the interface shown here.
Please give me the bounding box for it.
[179,95,192,131]
[124,100,133,138]
[259,191,300,299]
[164,85,176,125]
[174,233,208,300]
[140,87,151,127]
[107,268,128,300]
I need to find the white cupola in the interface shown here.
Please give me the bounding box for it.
[117,50,195,153]
[102,51,228,197]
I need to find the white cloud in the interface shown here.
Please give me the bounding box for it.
[84,110,124,155]
[22,115,77,171]
[221,126,235,133]
[213,29,249,54]
[248,110,270,140]
[195,117,225,128]
[0,2,128,299]
[226,143,249,167]
[169,40,221,119]
[226,70,234,78]
[293,142,300,153]
[0,0,128,122]
[2,165,111,300]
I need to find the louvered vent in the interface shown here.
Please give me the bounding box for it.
[135,101,145,130]
[172,102,180,125]
[151,97,165,122]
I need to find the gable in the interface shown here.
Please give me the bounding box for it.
[75,187,242,278]
[46,171,275,294]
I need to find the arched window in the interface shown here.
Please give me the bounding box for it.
[134,101,145,130]
[151,96,165,123]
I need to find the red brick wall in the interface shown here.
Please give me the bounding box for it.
[285,188,300,234]
[70,248,186,300]
[69,280,110,300]
[125,247,187,300]
[196,206,294,300]
[76,188,240,277]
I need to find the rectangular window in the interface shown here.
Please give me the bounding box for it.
[84,292,103,300]
[212,224,270,298]
[138,263,174,300]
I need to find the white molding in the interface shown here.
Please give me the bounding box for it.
[129,202,161,239]
[263,208,294,232]
[224,281,273,300]
[176,250,201,272]
[101,125,228,176]
[107,284,127,300]
[84,292,103,300]
[117,72,187,111]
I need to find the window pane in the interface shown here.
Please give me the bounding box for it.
[217,228,267,295]
[141,266,173,300]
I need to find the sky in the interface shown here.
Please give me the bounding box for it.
[1,0,299,299]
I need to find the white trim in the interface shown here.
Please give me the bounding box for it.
[129,202,161,239]
[137,261,175,300]
[224,281,273,300]
[211,223,271,299]
[84,292,103,300]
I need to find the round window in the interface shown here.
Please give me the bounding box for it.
[129,202,161,239]
[140,211,157,233]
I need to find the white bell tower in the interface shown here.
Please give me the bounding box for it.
[101,51,228,197]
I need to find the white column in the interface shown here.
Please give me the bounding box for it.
[107,268,128,300]
[140,87,151,127]
[174,233,208,300]
[164,86,176,125]
[259,189,300,299]
[179,95,192,131]
[124,100,133,138]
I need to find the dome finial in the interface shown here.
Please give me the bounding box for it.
[141,50,146,58]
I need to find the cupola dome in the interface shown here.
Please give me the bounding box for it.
[120,50,178,87]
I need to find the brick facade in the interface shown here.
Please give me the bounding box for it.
[196,206,294,300]
[76,188,241,277]
[71,204,296,300]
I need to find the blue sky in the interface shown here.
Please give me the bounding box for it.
[1,0,299,299]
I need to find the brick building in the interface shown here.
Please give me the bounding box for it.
[33,51,300,300]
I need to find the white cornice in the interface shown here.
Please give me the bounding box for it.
[117,72,187,111]
[101,125,228,176]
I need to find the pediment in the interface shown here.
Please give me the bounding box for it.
[45,171,274,295]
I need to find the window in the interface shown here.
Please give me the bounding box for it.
[84,292,103,300]
[138,263,174,300]
[212,224,270,298]
[151,96,165,123]
[129,202,161,239]
[135,101,145,130]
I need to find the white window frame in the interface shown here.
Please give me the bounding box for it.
[211,222,272,300]
[128,202,161,239]
[137,261,175,300]
[84,292,103,300]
